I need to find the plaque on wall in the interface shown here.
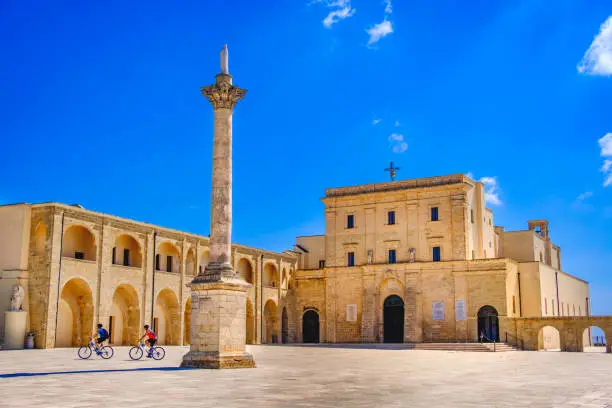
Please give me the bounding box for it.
[432,301,445,320]
[346,304,357,322]
[455,300,466,321]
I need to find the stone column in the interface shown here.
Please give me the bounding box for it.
[181,45,254,369]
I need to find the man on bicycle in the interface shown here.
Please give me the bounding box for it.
[93,323,109,353]
[138,325,158,358]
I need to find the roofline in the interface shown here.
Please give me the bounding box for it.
[29,202,295,260]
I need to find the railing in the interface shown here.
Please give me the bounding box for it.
[504,332,524,350]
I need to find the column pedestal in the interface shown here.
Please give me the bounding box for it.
[4,311,27,350]
[181,275,255,369]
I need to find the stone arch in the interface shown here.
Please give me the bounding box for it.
[281,306,289,343]
[537,325,561,351]
[281,268,288,289]
[113,234,142,267]
[157,242,180,273]
[109,284,140,345]
[383,295,404,343]
[246,297,255,344]
[56,278,94,347]
[582,325,607,352]
[184,297,191,345]
[288,269,295,290]
[34,222,47,255]
[154,288,180,344]
[185,248,196,276]
[302,309,320,343]
[199,250,210,274]
[62,225,97,261]
[263,300,278,343]
[477,305,500,342]
[237,258,254,284]
[263,263,279,288]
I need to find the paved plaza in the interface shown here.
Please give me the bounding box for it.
[0,345,610,408]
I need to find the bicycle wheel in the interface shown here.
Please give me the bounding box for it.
[129,346,144,360]
[99,346,114,359]
[151,346,166,360]
[78,346,92,359]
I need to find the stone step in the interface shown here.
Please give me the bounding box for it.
[408,343,519,352]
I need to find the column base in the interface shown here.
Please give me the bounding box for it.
[180,351,256,369]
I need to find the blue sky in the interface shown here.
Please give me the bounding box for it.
[1,1,611,316]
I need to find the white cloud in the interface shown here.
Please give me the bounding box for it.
[599,133,612,156]
[479,176,502,206]
[599,133,612,187]
[394,120,400,127]
[388,133,407,153]
[602,159,612,187]
[466,172,474,180]
[317,0,356,28]
[384,0,392,14]
[577,16,612,76]
[576,191,593,201]
[366,20,393,45]
[372,119,381,125]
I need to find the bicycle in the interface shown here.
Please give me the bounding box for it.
[78,337,114,359]
[128,342,166,360]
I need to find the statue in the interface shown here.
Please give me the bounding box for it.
[367,249,373,264]
[409,248,415,263]
[9,284,25,311]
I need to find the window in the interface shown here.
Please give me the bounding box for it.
[489,218,492,226]
[123,249,130,266]
[551,300,555,316]
[167,255,173,272]
[472,250,476,259]
[573,304,575,316]
[432,246,441,262]
[561,302,564,316]
[489,241,492,248]
[388,249,396,264]
[347,252,355,267]
[318,260,326,269]
[470,209,474,224]
[112,247,117,264]
[579,305,581,316]
[155,254,160,271]
[387,211,396,225]
[545,298,548,314]
[431,207,439,221]
[75,251,84,260]
[539,252,543,262]
[347,214,355,229]
[153,317,159,334]
[512,296,516,314]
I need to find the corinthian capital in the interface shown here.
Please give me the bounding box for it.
[201,74,247,110]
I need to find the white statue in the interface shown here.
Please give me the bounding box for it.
[409,248,415,263]
[220,44,229,74]
[367,249,373,264]
[9,284,25,311]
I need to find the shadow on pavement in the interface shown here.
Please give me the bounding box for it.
[0,366,189,379]
[270,343,412,350]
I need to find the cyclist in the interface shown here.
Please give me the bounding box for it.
[93,323,109,353]
[138,325,158,358]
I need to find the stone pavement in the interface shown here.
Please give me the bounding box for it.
[0,345,611,408]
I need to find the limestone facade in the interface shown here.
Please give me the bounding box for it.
[0,202,297,349]
[293,174,606,349]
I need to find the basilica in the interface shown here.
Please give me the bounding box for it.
[1,172,605,351]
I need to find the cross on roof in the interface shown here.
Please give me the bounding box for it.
[384,162,400,181]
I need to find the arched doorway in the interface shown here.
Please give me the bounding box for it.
[302,310,319,343]
[56,278,94,347]
[583,326,606,353]
[477,305,499,342]
[237,258,254,284]
[537,325,560,351]
[246,298,255,344]
[109,284,140,345]
[383,295,404,343]
[184,298,191,345]
[281,307,288,344]
[263,300,278,344]
[154,288,180,345]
